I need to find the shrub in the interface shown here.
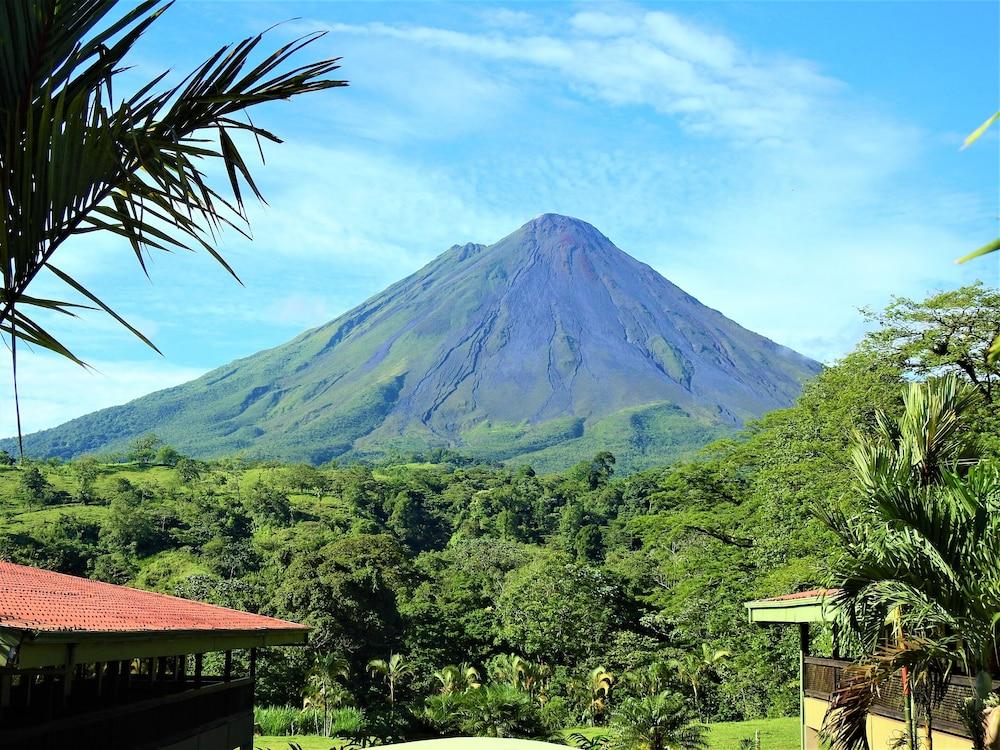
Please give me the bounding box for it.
[540,695,572,731]
[254,705,300,736]
[329,706,366,736]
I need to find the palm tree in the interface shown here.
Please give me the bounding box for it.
[820,375,1000,750]
[304,652,350,736]
[672,644,730,722]
[367,653,412,708]
[607,691,707,750]
[587,666,615,726]
[433,663,481,695]
[626,661,676,697]
[0,1,345,449]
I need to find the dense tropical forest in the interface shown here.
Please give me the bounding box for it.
[1,284,997,745]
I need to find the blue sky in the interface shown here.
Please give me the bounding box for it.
[3,0,998,435]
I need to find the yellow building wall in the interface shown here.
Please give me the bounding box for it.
[803,696,971,750]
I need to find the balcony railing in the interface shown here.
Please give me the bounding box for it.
[0,676,253,750]
[804,656,998,738]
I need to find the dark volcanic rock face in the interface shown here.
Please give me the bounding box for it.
[9,215,821,469]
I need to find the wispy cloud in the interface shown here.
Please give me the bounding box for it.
[317,9,841,145]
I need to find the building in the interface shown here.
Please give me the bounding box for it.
[0,561,309,749]
[746,589,991,750]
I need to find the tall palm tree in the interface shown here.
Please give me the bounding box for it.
[672,644,730,722]
[367,653,412,708]
[820,375,1000,750]
[607,691,707,750]
[0,1,345,448]
[304,652,350,736]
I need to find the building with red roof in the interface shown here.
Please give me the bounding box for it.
[0,561,308,750]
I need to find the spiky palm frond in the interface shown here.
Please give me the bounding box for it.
[607,692,707,750]
[0,0,346,364]
[821,375,1000,750]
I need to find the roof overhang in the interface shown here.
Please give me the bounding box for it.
[0,624,309,669]
[745,593,837,625]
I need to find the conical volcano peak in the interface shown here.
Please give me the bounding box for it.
[523,213,609,243]
[498,213,620,266]
[8,215,821,472]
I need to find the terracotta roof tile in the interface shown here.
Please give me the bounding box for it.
[0,562,307,635]
[754,588,839,602]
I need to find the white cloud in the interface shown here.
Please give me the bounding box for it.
[319,10,840,144]
[0,352,205,436]
[479,8,536,29]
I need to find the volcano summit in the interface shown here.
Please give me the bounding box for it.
[10,215,820,471]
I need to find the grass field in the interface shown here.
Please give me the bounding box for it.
[255,737,342,750]
[254,717,800,750]
[703,717,799,750]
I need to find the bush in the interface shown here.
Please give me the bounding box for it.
[540,695,572,731]
[254,705,327,736]
[298,707,324,734]
[423,684,550,740]
[330,706,366,736]
[254,705,300,736]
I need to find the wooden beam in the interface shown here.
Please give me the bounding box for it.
[224,650,233,682]
[194,653,203,688]
[249,648,257,679]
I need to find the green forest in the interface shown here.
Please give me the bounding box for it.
[1,284,997,746]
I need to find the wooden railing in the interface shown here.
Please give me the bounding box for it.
[0,677,253,750]
[804,656,997,738]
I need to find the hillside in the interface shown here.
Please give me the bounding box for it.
[6,214,820,471]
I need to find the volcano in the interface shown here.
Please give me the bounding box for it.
[9,214,820,472]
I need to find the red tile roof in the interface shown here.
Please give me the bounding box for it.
[0,562,307,635]
[754,588,839,602]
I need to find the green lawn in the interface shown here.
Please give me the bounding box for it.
[256,717,800,750]
[704,717,799,750]
[254,737,346,750]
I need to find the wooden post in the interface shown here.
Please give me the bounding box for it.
[179,655,187,683]
[96,661,104,697]
[194,653,203,688]
[224,650,233,682]
[249,648,257,680]
[149,657,157,683]
[799,623,809,750]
